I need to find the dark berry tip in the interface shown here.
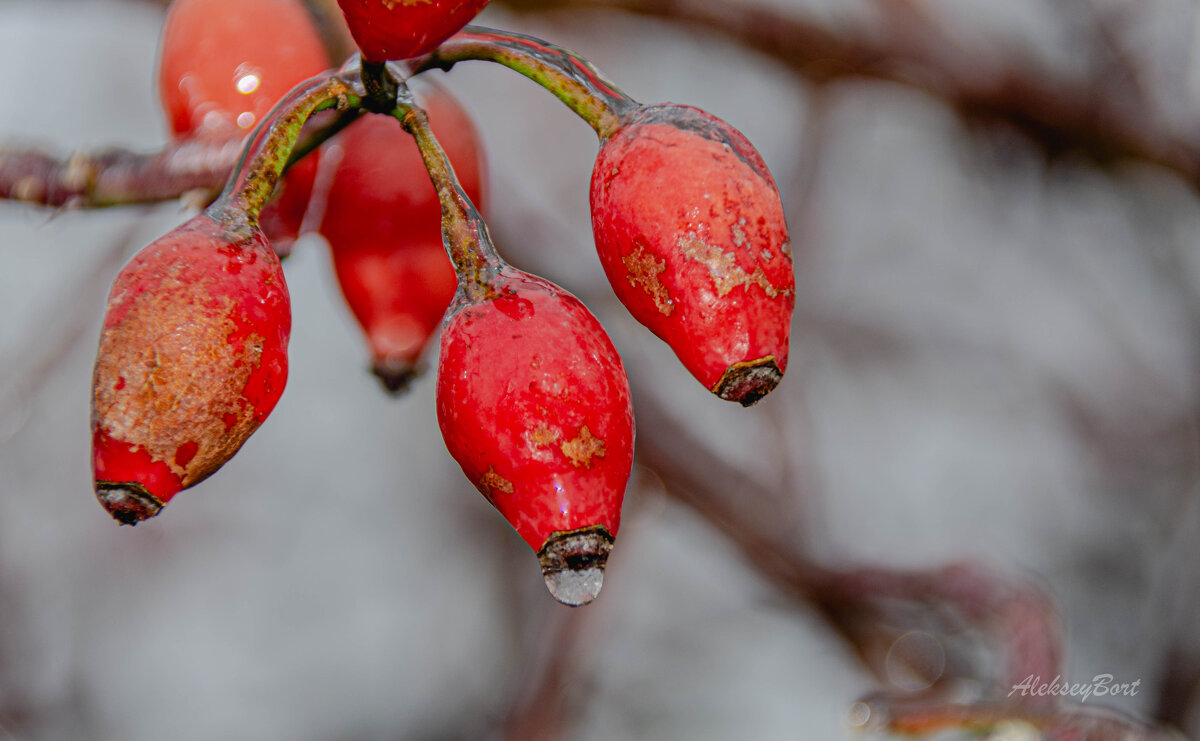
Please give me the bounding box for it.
[537,526,615,607]
[95,482,164,526]
[371,358,421,395]
[712,356,783,407]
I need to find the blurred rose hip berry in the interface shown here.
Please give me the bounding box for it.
[336,0,490,62]
[590,103,795,406]
[320,82,486,391]
[436,267,633,605]
[158,0,331,252]
[91,212,291,524]
[158,0,330,139]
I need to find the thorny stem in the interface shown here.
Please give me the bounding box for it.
[212,73,362,224]
[389,70,502,300]
[417,26,638,139]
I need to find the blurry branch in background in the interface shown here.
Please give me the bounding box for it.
[630,389,1184,740]
[493,603,594,741]
[14,0,1196,207]
[497,0,1200,188]
[0,221,142,444]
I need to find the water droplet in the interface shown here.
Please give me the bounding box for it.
[537,526,614,607]
[237,111,256,129]
[544,567,605,607]
[847,702,872,729]
[236,74,261,95]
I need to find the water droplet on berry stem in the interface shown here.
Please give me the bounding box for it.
[538,526,614,607]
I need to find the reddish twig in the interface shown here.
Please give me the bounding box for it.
[0,108,358,210]
[495,604,593,741]
[0,138,238,209]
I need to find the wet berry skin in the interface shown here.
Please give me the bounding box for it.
[336,0,490,62]
[590,103,795,406]
[91,213,291,524]
[157,0,331,252]
[158,0,330,140]
[436,268,634,552]
[320,83,486,391]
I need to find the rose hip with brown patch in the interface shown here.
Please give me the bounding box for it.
[91,212,291,524]
[436,267,633,605]
[336,0,490,62]
[321,84,486,391]
[590,103,795,406]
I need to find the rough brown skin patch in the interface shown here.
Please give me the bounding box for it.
[371,357,420,395]
[678,231,787,300]
[92,282,261,488]
[622,244,674,316]
[528,424,560,448]
[561,426,606,468]
[732,218,748,248]
[479,466,515,496]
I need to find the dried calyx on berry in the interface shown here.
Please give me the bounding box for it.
[157,0,332,253]
[321,82,486,393]
[336,0,490,62]
[591,103,795,406]
[91,210,290,524]
[436,267,634,606]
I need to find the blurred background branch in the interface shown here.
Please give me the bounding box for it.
[496,0,1200,187]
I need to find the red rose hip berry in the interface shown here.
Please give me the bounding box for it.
[158,0,330,139]
[158,0,331,252]
[321,84,486,391]
[590,104,795,406]
[91,212,291,524]
[436,267,634,606]
[336,0,490,62]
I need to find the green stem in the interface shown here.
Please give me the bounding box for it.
[389,75,503,301]
[288,107,363,169]
[211,72,364,224]
[418,27,639,139]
